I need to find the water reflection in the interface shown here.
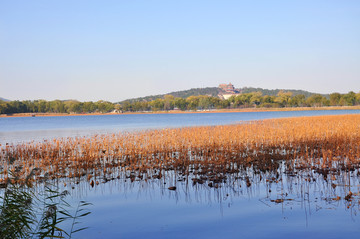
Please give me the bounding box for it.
[0,180,91,239]
[66,161,360,217]
[24,163,358,239]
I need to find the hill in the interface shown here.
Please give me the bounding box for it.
[121,87,222,103]
[240,87,328,98]
[120,86,327,103]
[0,97,10,102]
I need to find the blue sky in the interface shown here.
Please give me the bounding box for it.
[1,0,359,102]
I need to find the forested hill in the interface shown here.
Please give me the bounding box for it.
[240,87,328,98]
[121,87,222,103]
[0,97,10,102]
[120,87,326,103]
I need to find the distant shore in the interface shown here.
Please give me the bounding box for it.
[1,106,360,118]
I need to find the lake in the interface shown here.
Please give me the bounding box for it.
[1,109,360,238]
[1,109,360,144]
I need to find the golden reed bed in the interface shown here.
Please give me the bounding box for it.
[1,114,360,186]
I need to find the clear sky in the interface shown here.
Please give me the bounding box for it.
[1,0,359,102]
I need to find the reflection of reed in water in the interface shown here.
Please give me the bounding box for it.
[65,161,360,218]
[0,174,91,239]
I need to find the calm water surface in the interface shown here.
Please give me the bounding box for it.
[1,109,360,144]
[60,166,360,239]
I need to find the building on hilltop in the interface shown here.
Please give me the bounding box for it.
[218,83,241,99]
[219,83,237,94]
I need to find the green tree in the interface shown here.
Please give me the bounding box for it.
[49,100,66,113]
[164,95,175,111]
[260,95,277,108]
[288,94,305,107]
[36,100,50,113]
[329,93,341,106]
[275,91,293,107]
[262,95,275,104]
[306,94,328,107]
[0,101,5,114]
[174,98,187,110]
[356,92,360,105]
[26,101,38,113]
[341,91,356,106]
[209,97,221,108]
[65,100,82,113]
[132,102,143,111]
[250,92,263,106]
[231,93,252,108]
[96,101,114,113]
[121,101,133,112]
[84,102,97,113]
[198,96,213,110]
[217,99,230,109]
[150,99,165,111]
[186,96,200,110]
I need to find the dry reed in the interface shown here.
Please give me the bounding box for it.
[1,114,359,189]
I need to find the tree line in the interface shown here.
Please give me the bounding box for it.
[1,91,360,115]
[0,100,115,114]
[120,91,360,111]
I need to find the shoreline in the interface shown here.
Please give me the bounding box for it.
[1,106,360,118]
